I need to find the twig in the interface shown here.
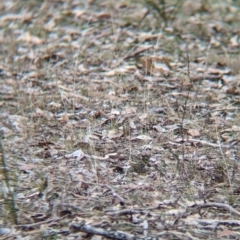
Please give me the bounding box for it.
[105,200,177,215]
[15,218,60,229]
[157,230,198,240]
[199,202,240,216]
[188,202,240,217]
[70,220,136,240]
[79,181,129,204]
[71,220,199,240]
[0,134,18,224]
[104,184,126,203]
[71,221,196,240]
[185,218,240,227]
[105,209,142,216]
[54,203,84,212]
[169,138,238,149]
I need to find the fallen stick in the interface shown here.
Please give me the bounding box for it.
[70,220,136,240]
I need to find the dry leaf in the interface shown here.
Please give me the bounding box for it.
[8,115,29,132]
[182,0,202,15]
[140,56,171,76]
[111,109,120,115]
[44,19,56,31]
[88,134,101,140]
[107,129,123,139]
[129,119,136,129]
[58,113,69,122]
[18,164,36,171]
[48,101,62,109]
[0,12,32,22]
[208,67,230,75]
[35,108,54,120]
[121,106,136,115]
[217,229,234,238]
[105,66,136,76]
[188,129,200,137]
[131,135,152,141]
[65,149,85,161]
[210,37,220,47]
[22,71,45,81]
[231,126,240,131]
[153,124,167,133]
[96,12,111,20]
[125,45,153,59]
[78,64,88,74]
[17,32,44,45]
[138,32,161,42]
[230,35,239,47]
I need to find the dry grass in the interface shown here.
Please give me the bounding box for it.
[1,0,240,239]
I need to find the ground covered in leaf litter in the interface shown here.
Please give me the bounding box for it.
[1,0,240,239]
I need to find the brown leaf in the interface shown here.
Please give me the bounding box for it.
[125,45,153,59]
[96,12,111,20]
[182,0,202,15]
[18,164,36,171]
[188,129,200,137]
[230,35,239,47]
[107,129,123,139]
[105,66,136,76]
[0,12,33,22]
[208,67,230,75]
[140,56,171,76]
[17,32,44,45]
[65,149,86,161]
[131,135,152,141]
[217,229,234,238]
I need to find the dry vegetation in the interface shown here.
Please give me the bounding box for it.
[1,0,240,239]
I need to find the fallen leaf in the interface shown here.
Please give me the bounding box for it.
[137,32,162,42]
[48,101,62,109]
[129,119,136,129]
[105,66,136,76]
[65,149,85,161]
[121,106,136,115]
[35,108,54,120]
[131,135,152,141]
[208,67,230,75]
[0,12,32,22]
[188,129,200,137]
[107,129,123,139]
[125,45,153,59]
[182,0,202,15]
[217,229,234,238]
[17,32,44,45]
[58,113,69,122]
[18,164,36,171]
[230,35,239,47]
[140,56,171,76]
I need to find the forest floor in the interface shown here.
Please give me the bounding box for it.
[1,0,240,239]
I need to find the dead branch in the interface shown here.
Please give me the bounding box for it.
[169,139,238,149]
[157,230,198,240]
[79,181,129,204]
[15,218,60,229]
[104,184,126,203]
[187,202,240,217]
[105,209,142,216]
[185,218,240,228]
[70,220,137,240]
[70,220,198,240]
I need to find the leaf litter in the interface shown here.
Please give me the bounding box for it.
[1,0,240,239]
